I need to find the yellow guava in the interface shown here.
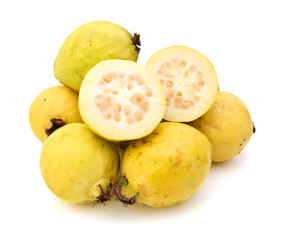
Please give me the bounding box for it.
[190,91,254,162]
[29,85,83,142]
[111,122,212,207]
[54,21,141,92]
[40,123,119,204]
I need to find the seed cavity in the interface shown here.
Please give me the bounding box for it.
[123,106,131,116]
[135,75,144,85]
[104,113,112,120]
[157,58,205,110]
[135,111,144,121]
[103,75,112,83]
[166,80,173,88]
[126,115,135,124]
[189,65,198,72]
[127,76,134,90]
[130,92,144,104]
[145,89,152,97]
[95,72,151,124]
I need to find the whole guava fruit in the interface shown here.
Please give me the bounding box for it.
[111,122,212,207]
[54,21,141,92]
[79,59,166,141]
[190,91,254,162]
[146,45,218,122]
[29,85,83,142]
[40,123,120,204]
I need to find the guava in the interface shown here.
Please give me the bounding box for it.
[190,91,254,162]
[40,123,119,204]
[79,59,166,141]
[29,85,83,142]
[146,45,218,122]
[111,122,212,207]
[54,21,141,92]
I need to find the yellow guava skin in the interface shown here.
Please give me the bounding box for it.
[29,86,83,142]
[120,122,212,207]
[40,123,120,204]
[54,21,139,92]
[190,91,253,162]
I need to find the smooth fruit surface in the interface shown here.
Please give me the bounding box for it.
[54,21,140,92]
[79,59,166,141]
[40,123,119,204]
[146,45,218,122]
[190,91,253,162]
[120,122,212,207]
[29,86,83,142]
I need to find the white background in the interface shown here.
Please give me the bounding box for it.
[1,0,285,239]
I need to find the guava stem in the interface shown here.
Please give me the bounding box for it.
[110,176,138,205]
[132,33,141,54]
[45,118,66,137]
[253,122,256,133]
[96,184,113,203]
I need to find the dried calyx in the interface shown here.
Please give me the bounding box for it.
[45,118,66,136]
[96,176,138,205]
[110,176,138,205]
[132,33,141,54]
[96,184,113,203]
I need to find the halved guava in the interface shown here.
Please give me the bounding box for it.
[146,45,218,122]
[79,59,166,141]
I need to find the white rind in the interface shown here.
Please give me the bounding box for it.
[79,60,166,141]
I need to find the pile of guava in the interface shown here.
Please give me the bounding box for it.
[29,21,255,208]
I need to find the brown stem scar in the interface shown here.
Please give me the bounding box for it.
[110,176,138,205]
[45,118,66,137]
[253,122,256,133]
[132,33,141,54]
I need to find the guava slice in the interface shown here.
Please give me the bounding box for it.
[146,45,218,122]
[79,59,166,141]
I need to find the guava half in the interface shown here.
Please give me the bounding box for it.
[54,21,141,92]
[79,59,166,141]
[146,45,218,122]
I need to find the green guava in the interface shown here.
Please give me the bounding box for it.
[111,122,212,207]
[78,59,166,141]
[40,123,119,204]
[54,21,141,92]
[146,45,218,122]
[190,91,254,162]
[29,85,83,142]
